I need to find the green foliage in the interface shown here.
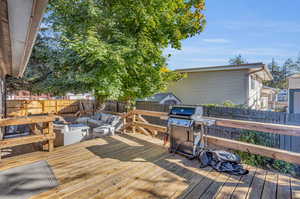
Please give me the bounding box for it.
[227,54,300,89]
[237,130,294,174]
[204,102,295,174]
[46,0,206,101]
[228,54,247,65]
[6,30,90,96]
[265,57,300,89]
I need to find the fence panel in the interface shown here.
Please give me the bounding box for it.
[6,100,94,117]
[104,101,127,113]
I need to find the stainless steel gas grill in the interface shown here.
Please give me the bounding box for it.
[168,105,215,159]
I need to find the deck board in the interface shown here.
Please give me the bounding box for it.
[230,166,257,199]
[0,133,299,199]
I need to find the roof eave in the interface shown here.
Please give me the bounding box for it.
[175,63,264,73]
[0,0,48,78]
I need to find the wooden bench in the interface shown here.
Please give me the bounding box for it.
[0,115,56,155]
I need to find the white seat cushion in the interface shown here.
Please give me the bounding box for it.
[93,125,114,137]
[75,117,90,124]
[100,113,111,123]
[87,119,105,126]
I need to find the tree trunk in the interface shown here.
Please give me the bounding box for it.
[95,97,106,113]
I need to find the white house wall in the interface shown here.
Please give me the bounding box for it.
[289,78,300,89]
[168,70,249,105]
[247,74,263,109]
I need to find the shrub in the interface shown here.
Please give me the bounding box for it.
[237,130,295,174]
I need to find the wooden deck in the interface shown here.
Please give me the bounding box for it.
[0,133,299,199]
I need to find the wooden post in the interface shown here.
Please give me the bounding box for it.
[41,100,45,114]
[123,114,127,134]
[30,124,38,134]
[55,100,58,114]
[42,122,49,151]
[48,121,54,152]
[132,107,136,134]
[25,101,28,116]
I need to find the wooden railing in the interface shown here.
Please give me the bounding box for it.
[124,109,300,165]
[0,115,56,154]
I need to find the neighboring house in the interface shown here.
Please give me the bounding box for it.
[261,86,277,110]
[274,89,288,112]
[168,63,273,109]
[137,93,182,105]
[288,73,300,113]
[7,90,51,100]
[64,93,94,100]
[277,89,288,102]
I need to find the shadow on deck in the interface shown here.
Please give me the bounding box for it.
[86,133,298,199]
[0,133,299,199]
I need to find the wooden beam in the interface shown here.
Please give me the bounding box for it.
[136,126,151,136]
[205,117,300,137]
[0,134,55,149]
[119,122,132,133]
[133,121,167,133]
[205,135,300,165]
[0,115,55,127]
[132,109,136,134]
[133,109,168,118]
[137,115,158,135]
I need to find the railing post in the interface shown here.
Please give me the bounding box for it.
[48,121,54,152]
[122,112,128,134]
[42,122,48,151]
[132,107,136,134]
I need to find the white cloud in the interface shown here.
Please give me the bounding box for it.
[202,38,231,43]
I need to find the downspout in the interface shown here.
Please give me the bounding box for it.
[245,65,265,108]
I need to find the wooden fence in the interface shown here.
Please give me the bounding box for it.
[6,100,95,117]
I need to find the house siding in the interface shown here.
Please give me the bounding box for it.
[288,75,300,113]
[289,77,300,89]
[168,70,249,105]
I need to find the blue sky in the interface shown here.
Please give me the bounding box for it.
[165,0,300,70]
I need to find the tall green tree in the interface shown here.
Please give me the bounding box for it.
[228,54,247,65]
[6,28,87,96]
[265,56,300,89]
[47,0,206,102]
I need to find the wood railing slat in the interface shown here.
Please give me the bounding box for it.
[133,109,168,118]
[0,134,55,149]
[205,135,300,165]
[206,117,300,137]
[132,121,167,133]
